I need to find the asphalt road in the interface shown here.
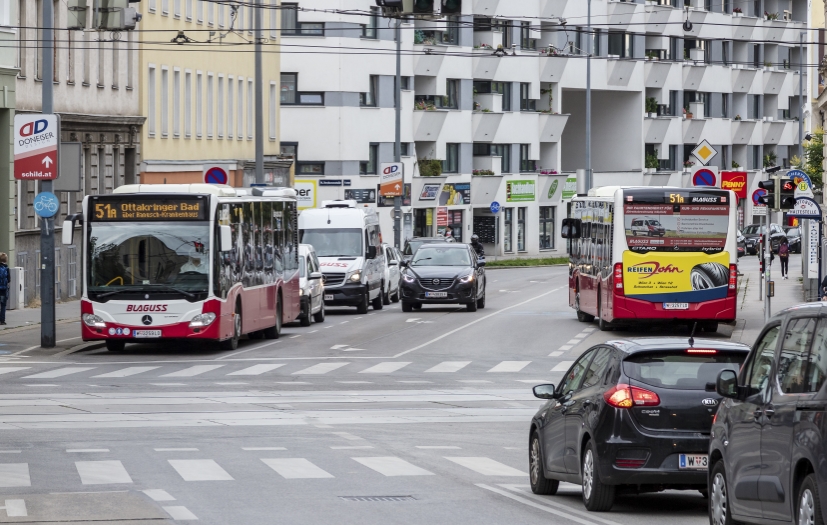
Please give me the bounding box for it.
[0,267,713,525]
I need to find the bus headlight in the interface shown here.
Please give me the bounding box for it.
[189,312,217,328]
[82,313,106,328]
[349,271,362,283]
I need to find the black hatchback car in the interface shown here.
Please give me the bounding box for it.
[399,244,486,312]
[529,338,749,512]
[710,303,827,525]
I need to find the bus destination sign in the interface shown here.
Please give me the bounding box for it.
[90,197,208,221]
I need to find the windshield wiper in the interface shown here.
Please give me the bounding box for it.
[142,284,197,299]
[93,289,132,299]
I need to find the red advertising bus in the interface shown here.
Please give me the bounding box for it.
[562,186,738,333]
[62,184,301,351]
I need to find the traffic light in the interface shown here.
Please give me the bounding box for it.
[375,0,461,16]
[779,179,796,209]
[758,179,777,208]
[442,0,462,14]
[413,0,434,14]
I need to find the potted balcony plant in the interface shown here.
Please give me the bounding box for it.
[683,160,695,173]
[645,151,659,173]
[764,11,779,21]
[418,159,443,177]
[733,7,743,16]
[646,97,659,118]
[731,160,741,169]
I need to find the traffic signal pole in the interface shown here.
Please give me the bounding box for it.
[393,18,401,249]
[40,0,56,347]
[254,0,263,184]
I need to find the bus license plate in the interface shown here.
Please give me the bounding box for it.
[324,295,334,301]
[663,303,689,310]
[679,454,708,469]
[426,292,448,298]
[133,330,162,338]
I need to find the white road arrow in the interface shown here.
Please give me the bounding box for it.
[41,156,53,168]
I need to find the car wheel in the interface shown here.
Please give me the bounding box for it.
[798,474,824,525]
[356,290,369,314]
[581,441,614,511]
[529,431,559,495]
[467,289,479,312]
[391,285,400,303]
[106,340,126,352]
[477,291,486,309]
[220,304,242,351]
[264,298,282,339]
[710,461,735,525]
[597,298,611,332]
[575,293,595,323]
[401,301,413,313]
[372,285,384,310]
[313,301,325,323]
[299,297,312,327]
[382,284,391,305]
[412,303,422,311]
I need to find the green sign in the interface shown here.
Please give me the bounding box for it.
[548,179,559,199]
[506,180,536,202]
[562,176,577,200]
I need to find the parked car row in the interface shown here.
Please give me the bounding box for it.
[741,223,801,255]
[529,304,827,525]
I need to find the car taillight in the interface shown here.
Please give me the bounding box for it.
[687,348,717,354]
[603,383,660,408]
[728,264,737,297]
[615,459,646,469]
[613,263,624,293]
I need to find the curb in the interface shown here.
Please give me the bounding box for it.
[0,318,77,336]
[56,341,106,358]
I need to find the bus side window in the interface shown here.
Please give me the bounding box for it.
[231,203,243,285]
[243,202,254,288]
[262,201,274,284]
[286,202,298,272]
[273,202,284,274]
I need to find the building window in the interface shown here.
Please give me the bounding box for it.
[362,7,378,38]
[297,162,324,175]
[247,79,253,138]
[269,81,277,140]
[360,75,378,107]
[441,16,459,45]
[282,3,324,35]
[148,66,156,136]
[280,73,324,105]
[447,210,463,242]
[539,207,555,250]
[520,83,535,111]
[520,21,536,50]
[474,143,511,174]
[186,0,192,20]
[196,71,202,138]
[207,73,214,138]
[444,79,458,109]
[217,75,224,138]
[474,81,512,111]
[270,0,278,39]
[504,208,513,252]
[173,69,181,137]
[196,0,202,22]
[237,78,244,139]
[360,144,378,175]
[227,77,234,138]
[520,144,535,172]
[608,32,633,58]
[184,70,192,138]
[162,0,168,15]
[414,79,458,110]
[517,207,526,251]
[443,143,459,173]
[174,0,181,18]
[281,143,298,158]
[722,41,730,65]
[160,67,168,137]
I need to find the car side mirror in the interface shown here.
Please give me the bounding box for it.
[367,246,377,260]
[533,384,558,400]
[220,225,233,252]
[561,218,581,239]
[477,259,486,267]
[309,272,322,281]
[388,260,399,267]
[716,369,739,399]
[399,260,408,268]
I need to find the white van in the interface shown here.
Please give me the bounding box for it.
[298,200,386,314]
[298,244,325,326]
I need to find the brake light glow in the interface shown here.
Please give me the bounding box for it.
[728,264,737,297]
[615,459,646,469]
[614,263,624,293]
[687,348,718,354]
[604,383,660,408]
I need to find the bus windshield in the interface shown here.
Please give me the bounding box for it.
[87,222,211,298]
[299,228,363,258]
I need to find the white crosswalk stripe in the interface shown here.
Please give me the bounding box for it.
[22,367,96,379]
[487,361,530,373]
[261,458,334,479]
[75,460,133,484]
[444,457,526,476]
[93,367,160,378]
[551,361,574,372]
[425,361,471,373]
[353,457,434,477]
[227,364,286,376]
[0,464,30,487]
[0,368,30,375]
[359,362,411,374]
[168,459,234,481]
[161,365,225,378]
[292,363,349,375]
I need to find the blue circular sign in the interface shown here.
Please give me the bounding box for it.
[33,191,59,218]
[490,201,501,214]
[692,169,717,187]
[204,167,229,185]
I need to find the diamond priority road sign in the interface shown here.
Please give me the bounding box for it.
[691,139,718,166]
[14,114,59,180]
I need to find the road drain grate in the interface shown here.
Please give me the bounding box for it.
[340,496,416,502]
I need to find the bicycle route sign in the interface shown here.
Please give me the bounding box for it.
[33,191,59,218]
[14,114,59,180]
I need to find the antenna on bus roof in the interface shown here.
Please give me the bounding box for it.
[688,322,698,348]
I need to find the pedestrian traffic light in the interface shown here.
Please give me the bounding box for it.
[779,179,796,209]
[758,179,777,208]
[442,0,462,14]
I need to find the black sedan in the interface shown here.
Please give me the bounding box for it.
[401,236,454,263]
[529,338,750,511]
[784,227,801,253]
[399,244,486,312]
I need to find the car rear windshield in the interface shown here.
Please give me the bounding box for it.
[623,350,746,390]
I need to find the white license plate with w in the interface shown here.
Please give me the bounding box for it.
[679,454,708,469]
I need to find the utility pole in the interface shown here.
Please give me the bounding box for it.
[393,18,402,249]
[254,0,264,184]
[799,31,805,162]
[40,0,56,348]
[585,0,592,192]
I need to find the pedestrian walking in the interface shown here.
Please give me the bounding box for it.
[0,253,9,325]
[778,237,789,279]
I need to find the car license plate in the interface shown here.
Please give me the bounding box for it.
[663,303,689,310]
[324,294,334,301]
[425,292,448,298]
[679,454,708,469]
[133,330,161,338]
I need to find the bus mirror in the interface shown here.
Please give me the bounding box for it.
[62,221,74,246]
[562,218,581,239]
[367,245,377,260]
[220,225,233,252]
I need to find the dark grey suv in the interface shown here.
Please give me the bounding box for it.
[710,302,827,525]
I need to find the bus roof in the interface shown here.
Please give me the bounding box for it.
[113,184,238,197]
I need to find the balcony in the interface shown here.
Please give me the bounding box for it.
[731,16,758,41]
[472,111,504,142]
[763,120,786,144]
[473,156,502,176]
[682,117,707,143]
[413,51,446,77]
[644,4,674,34]
[731,120,758,144]
[731,68,758,93]
[607,0,642,29]
[473,30,503,50]
[539,57,569,83]
[413,109,449,142]
[644,60,673,89]
[473,51,502,81]
[644,117,671,144]
[538,113,569,143]
[682,62,706,91]
[763,70,786,95]
[474,93,502,113]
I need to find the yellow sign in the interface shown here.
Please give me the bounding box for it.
[90,197,207,221]
[623,251,730,303]
[294,179,317,210]
[691,139,718,166]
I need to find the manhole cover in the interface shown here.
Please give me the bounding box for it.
[340,496,416,502]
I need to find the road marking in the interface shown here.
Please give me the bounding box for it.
[168,460,234,481]
[164,506,198,520]
[487,361,530,373]
[25,384,58,387]
[66,449,109,453]
[290,335,301,339]
[565,339,581,345]
[0,464,30,487]
[395,287,563,358]
[22,367,96,379]
[354,317,364,320]
[155,448,199,452]
[551,361,574,372]
[549,351,564,357]
[359,362,411,374]
[446,457,526,476]
[292,362,349,375]
[215,382,248,386]
[143,489,176,502]
[76,460,133,484]
[352,457,434,477]
[343,348,366,352]
[582,328,596,333]
[150,383,187,386]
[0,367,29,375]
[476,484,602,525]
[261,458,333,479]
[558,345,573,351]
[406,318,421,323]
[425,361,471,373]
[457,380,491,384]
[330,345,349,350]
[308,330,318,334]
[0,451,21,454]
[1,499,27,517]
[93,366,160,378]
[336,381,373,384]
[332,432,364,441]
[227,364,285,376]
[501,484,626,525]
[214,341,281,360]
[56,336,81,343]
[397,380,431,384]
[161,365,224,378]
[340,321,349,325]
[242,447,286,451]
[330,446,374,450]
[416,446,461,450]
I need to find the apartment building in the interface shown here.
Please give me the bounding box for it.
[0,1,17,271]
[281,0,807,258]
[138,0,287,186]
[14,0,144,304]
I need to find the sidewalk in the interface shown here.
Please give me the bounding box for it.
[732,253,807,346]
[0,300,79,333]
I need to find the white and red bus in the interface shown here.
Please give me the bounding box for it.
[562,186,738,333]
[62,184,301,351]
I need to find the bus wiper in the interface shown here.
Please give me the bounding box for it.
[142,284,196,299]
[93,289,131,299]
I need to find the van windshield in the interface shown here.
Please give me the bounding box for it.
[299,228,363,258]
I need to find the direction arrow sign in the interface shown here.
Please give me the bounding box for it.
[14,114,59,180]
[379,163,404,197]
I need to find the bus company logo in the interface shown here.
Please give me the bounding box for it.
[126,304,168,312]
[627,262,684,279]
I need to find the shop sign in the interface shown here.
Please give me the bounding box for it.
[506,180,536,202]
[439,183,471,205]
[294,180,317,210]
[720,171,747,199]
[562,176,577,200]
[344,188,376,204]
[436,207,448,227]
[419,183,441,201]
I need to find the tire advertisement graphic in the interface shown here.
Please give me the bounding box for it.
[622,252,730,303]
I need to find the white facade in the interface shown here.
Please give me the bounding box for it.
[281,0,808,258]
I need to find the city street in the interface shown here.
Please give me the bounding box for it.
[0,259,797,524]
